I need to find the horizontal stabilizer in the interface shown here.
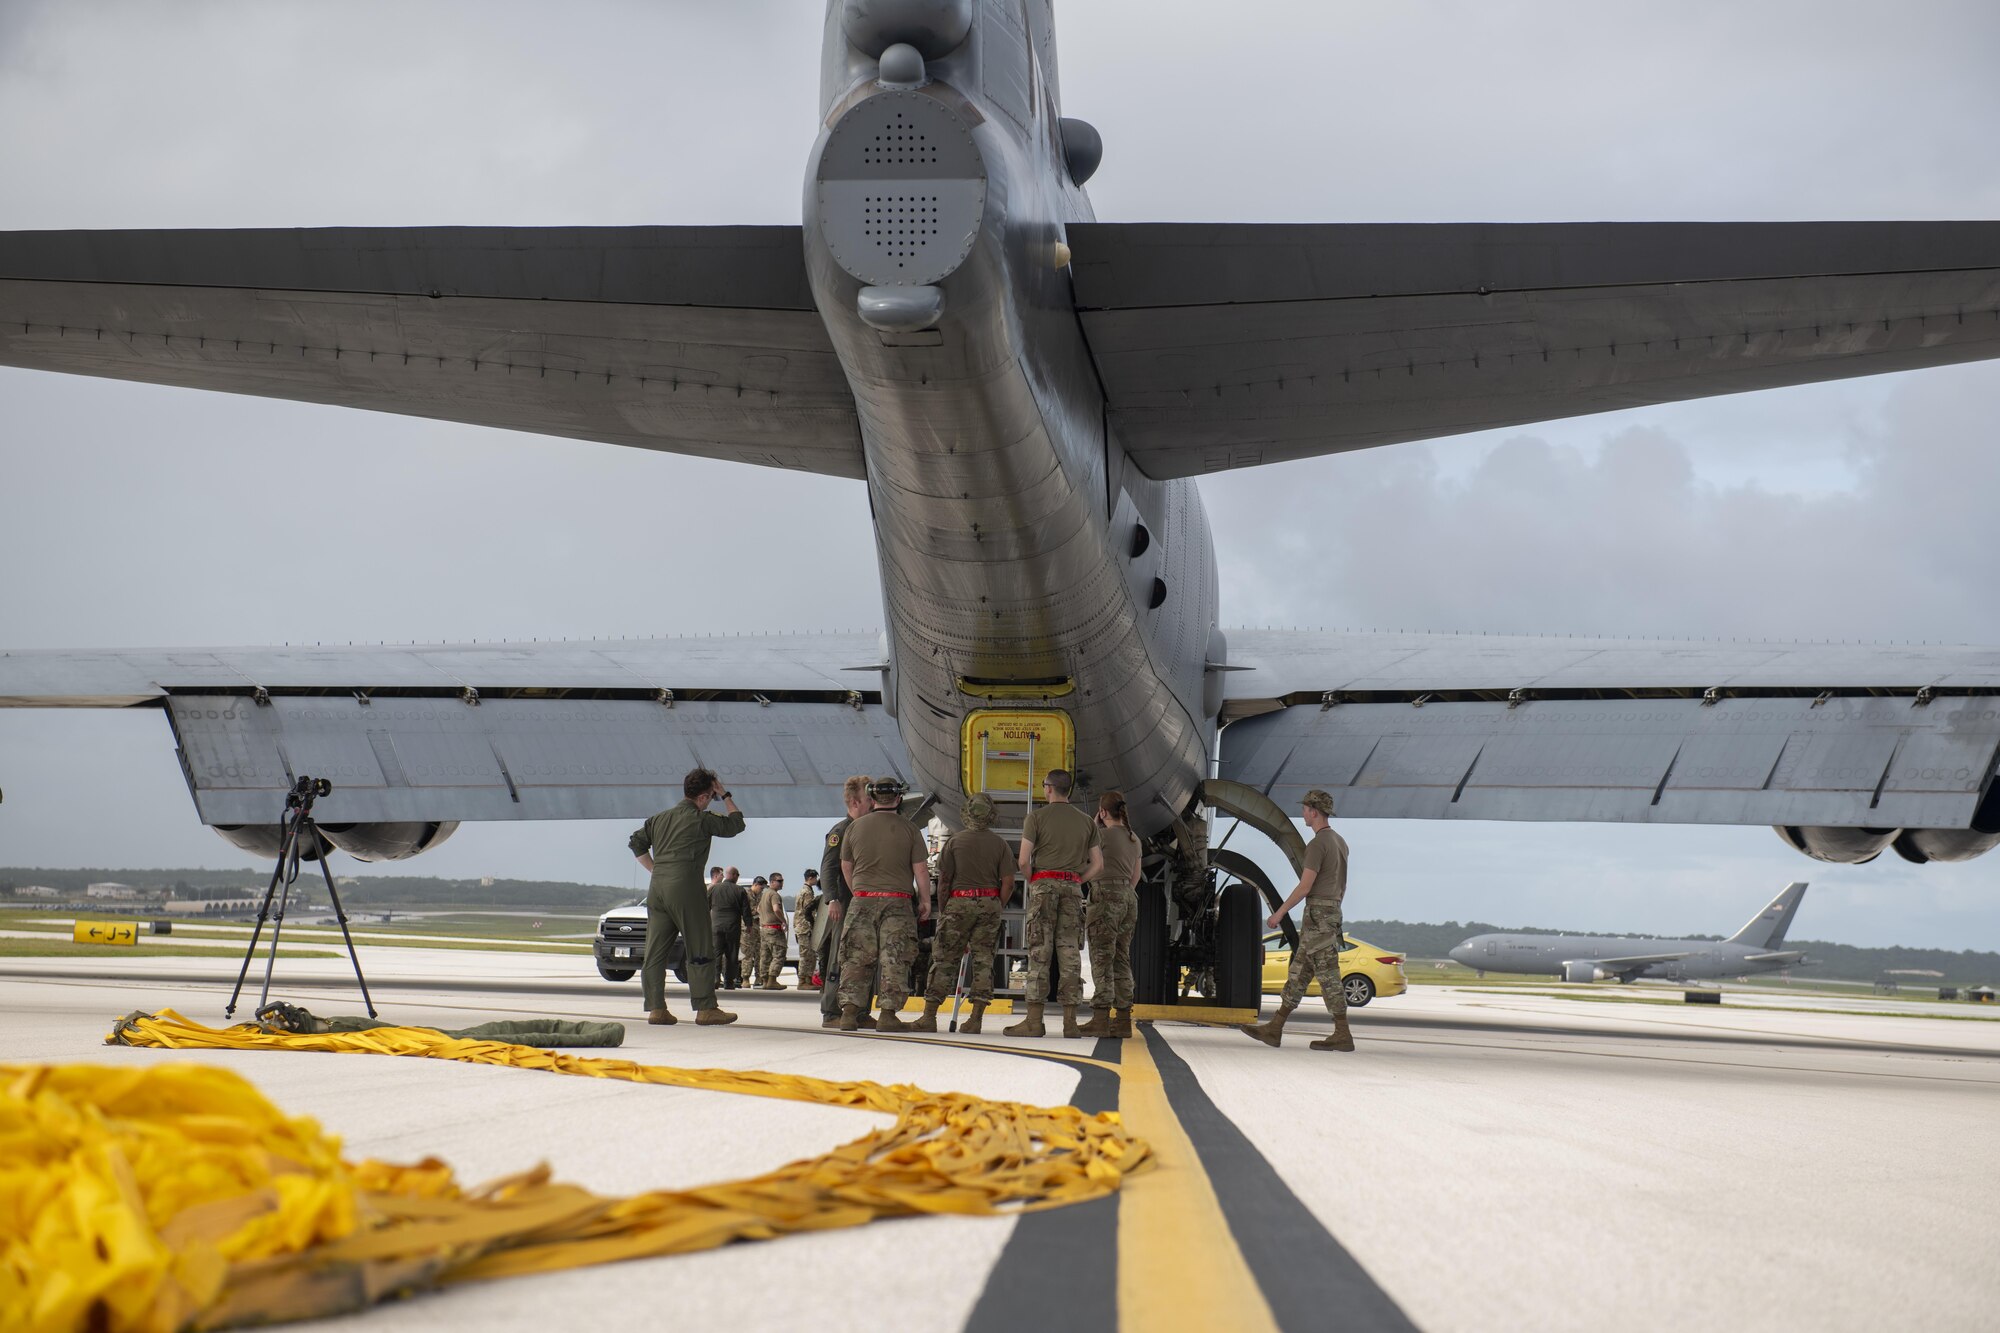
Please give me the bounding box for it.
[1072,220,2000,479]
[0,226,864,477]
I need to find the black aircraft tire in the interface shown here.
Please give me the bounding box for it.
[1214,882,1262,1010]
[1133,878,1169,1005]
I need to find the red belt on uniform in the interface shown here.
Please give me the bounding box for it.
[950,888,1002,898]
[852,890,912,897]
[762,923,784,929]
[1030,871,1081,882]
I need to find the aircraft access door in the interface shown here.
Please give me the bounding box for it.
[960,708,1075,804]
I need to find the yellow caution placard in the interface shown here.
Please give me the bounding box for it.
[72,920,138,946]
[962,708,1074,797]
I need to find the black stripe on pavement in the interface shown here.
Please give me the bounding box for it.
[963,1036,1122,1333]
[1142,1027,1418,1333]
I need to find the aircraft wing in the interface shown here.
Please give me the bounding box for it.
[1069,221,2000,479]
[1576,952,1691,972]
[0,226,863,477]
[1216,630,2000,840]
[0,635,906,824]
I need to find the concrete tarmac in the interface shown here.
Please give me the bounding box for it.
[3,953,1993,1332]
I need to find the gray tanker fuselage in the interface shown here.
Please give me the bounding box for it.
[803,5,1216,834]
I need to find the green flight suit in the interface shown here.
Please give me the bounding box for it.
[630,799,745,1011]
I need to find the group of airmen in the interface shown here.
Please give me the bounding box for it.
[627,765,1356,1052]
[702,865,813,991]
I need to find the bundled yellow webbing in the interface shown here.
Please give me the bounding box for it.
[0,1011,1145,1332]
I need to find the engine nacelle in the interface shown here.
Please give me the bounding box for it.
[1892,828,2000,864]
[211,821,456,863]
[316,821,459,862]
[212,823,332,861]
[1774,825,1899,865]
[1561,959,1610,983]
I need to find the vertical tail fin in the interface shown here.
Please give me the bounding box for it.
[1729,881,1808,948]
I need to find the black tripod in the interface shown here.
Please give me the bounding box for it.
[225,775,377,1020]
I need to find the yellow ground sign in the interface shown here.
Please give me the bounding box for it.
[961,708,1074,796]
[72,920,138,946]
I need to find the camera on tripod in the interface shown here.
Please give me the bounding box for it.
[287,775,333,808]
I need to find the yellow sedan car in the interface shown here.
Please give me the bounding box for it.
[1261,932,1408,1006]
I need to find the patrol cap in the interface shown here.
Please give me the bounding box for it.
[962,793,997,828]
[1302,789,1336,816]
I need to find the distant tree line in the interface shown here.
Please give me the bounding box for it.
[1346,918,2000,986]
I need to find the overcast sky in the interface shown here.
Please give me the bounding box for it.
[3,1,1999,950]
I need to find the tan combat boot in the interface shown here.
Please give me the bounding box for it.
[1237,1005,1294,1048]
[856,1012,878,1030]
[821,1013,841,1029]
[1310,1014,1357,1052]
[1112,1008,1134,1038]
[646,1008,677,1026]
[960,1001,987,1034]
[910,1000,941,1033]
[838,1004,862,1032]
[1003,1003,1046,1038]
[1061,1005,1084,1038]
[1076,1006,1113,1037]
[695,1007,738,1026]
[875,1006,913,1033]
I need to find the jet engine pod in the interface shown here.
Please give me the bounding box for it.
[843,0,973,59]
[1891,828,2000,864]
[1774,825,1899,865]
[212,823,332,861]
[316,821,459,862]
[1561,959,1608,984]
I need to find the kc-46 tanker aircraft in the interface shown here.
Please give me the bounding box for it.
[1449,882,1811,985]
[4,1,2000,1006]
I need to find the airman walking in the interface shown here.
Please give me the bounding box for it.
[837,778,931,1032]
[1007,768,1102,1039]
[912,793,1015,1034]
[1239,789,1355,1052]
[626,768,744,1027]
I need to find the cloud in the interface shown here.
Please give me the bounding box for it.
[1205,361,2000,644]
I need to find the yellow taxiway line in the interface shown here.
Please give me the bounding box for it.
[1115,1032,1280,1333]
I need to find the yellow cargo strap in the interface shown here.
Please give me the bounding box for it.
[0,1011,1148,1333]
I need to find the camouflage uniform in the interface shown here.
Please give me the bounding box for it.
[1020,802,1097,1007]
[837,805,929,1012]
[924,896,1003,1002]
[793,887,820,984]
[1280,899,1348,1021]
[1085,824,1142,1012]
[757,884,788,985]
[838,895,920,1011]
[1084,886,1138,1010]
[922,823,1012,1005]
